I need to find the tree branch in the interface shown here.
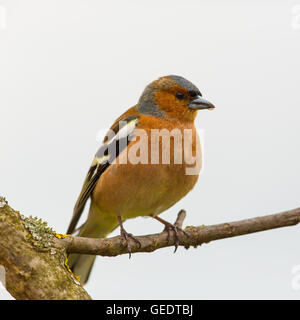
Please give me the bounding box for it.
[54,207,300,256]
[1,195,300,300]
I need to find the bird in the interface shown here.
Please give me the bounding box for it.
[67,75,215,284]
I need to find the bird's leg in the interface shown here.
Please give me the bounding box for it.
[117,215,141,258]
[152,215,188,253]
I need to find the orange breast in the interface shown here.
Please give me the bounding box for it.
[92,115,202,219]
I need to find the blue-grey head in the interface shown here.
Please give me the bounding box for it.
[137,75,215,121]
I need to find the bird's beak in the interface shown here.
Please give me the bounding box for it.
[189,96,215,110]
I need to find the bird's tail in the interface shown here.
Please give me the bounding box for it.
[67,202,119,285]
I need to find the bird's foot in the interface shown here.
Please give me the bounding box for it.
[163,222,189,253]
[118,215,141,258]
[153,213,189,253]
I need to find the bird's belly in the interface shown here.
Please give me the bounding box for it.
[92,162,199,220]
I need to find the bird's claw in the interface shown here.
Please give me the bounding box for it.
[118,214,141,258]
[120,228,141,258]
[153,214,189,253]
[163,223,189,253]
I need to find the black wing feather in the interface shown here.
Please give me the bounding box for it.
[66,115,138,234]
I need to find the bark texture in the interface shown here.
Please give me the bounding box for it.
[1,195,300,300]
[0,198,91,300]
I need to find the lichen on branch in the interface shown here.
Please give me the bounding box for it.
[0,198,91,300]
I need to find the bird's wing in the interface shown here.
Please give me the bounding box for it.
[67,114,139,234]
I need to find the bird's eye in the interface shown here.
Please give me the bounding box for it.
[189,91,197,98]
[176,92,185,100]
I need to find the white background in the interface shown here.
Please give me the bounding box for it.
[1,0,300,299]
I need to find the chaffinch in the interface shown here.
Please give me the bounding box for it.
[67,75,215,284]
